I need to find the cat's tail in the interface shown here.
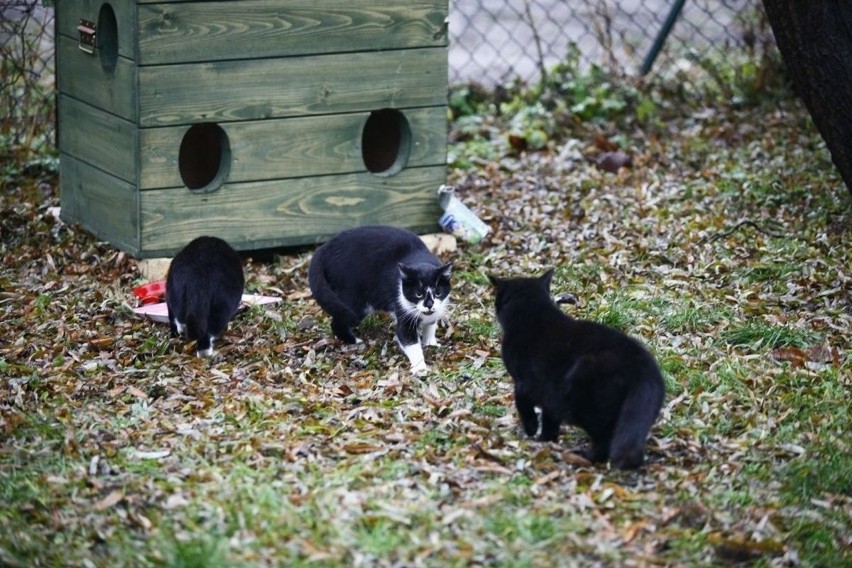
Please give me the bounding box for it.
[609,373,664,469]
[185,281,212,356]
[308,258,360,343]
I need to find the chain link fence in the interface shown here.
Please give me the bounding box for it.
[1,0,775,167]
[1,1,55,167]
[449,0,774,85]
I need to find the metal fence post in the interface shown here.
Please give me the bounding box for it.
[640,0,688,75]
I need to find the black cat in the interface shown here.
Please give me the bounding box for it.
[490,269,664,469]
[308,225,452,374]
[165,236,244,358]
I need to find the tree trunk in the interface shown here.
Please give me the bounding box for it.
[761,0,852,193]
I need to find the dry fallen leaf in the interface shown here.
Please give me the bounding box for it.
[3,68,850,568]
[772,346,806,367]
[93,490,124,511]
[561,451,593,467]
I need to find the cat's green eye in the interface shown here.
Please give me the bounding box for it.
[415,291,424,299]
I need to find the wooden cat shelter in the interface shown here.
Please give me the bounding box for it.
[55,1,449,258]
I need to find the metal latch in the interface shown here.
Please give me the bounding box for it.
[77,19,96,54]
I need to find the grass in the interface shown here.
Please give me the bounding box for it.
[2,82,852,567]
[718,321,816,349]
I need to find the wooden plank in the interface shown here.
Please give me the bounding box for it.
[138,106,447,189]
[138,165,446,256]
[136,1,447,65]
[138,48,447,126]
[56,35,137,121]
[55,0,136,60]
[60,155,139,254]
[58,95,137,184]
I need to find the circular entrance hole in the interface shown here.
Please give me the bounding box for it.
[98,3,118,74]
[178,123,231,192]
[361,109,411,176]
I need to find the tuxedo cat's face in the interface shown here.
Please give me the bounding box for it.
[398,263,452,321]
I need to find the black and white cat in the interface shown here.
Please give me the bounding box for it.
[308,225,452,374]
[166,236,244,358]
[490,269,664,469]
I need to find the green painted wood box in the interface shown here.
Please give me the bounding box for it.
[56,0,448,258]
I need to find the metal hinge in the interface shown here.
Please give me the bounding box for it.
[77,19,96,54]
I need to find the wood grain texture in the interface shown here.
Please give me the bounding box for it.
[59,95,138,184]
[138,165,445,256]
[138,48,447,126]
[137,1,448,65]
[60,155,139,254]
[138,106,447,189]
[55,1,450,256]
[55,0,136,60]
[56,36,137,121]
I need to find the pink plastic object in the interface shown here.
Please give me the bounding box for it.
[133,294,282,324]
[133,280,167,304]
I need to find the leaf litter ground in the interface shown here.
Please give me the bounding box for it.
[1,98,850,567]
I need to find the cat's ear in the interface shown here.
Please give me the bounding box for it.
[487,274,502,288]
[440,262,453,278]
[398,263,412,280]
[540,268,555,291]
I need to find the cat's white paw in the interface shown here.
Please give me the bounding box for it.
[420,322,439,347]
[196,336,215,358]
[400,342,428,374]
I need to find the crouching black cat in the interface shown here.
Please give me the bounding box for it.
[166,236,244,358]
[490,269,664,469]
[309,225,452,374]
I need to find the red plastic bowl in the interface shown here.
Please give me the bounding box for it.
[133,280,167,304]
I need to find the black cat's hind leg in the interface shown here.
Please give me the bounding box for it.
[199,300,238,358]
[195,334,215,358]
[168,315,181,338]
[514,388,540,438]
[578,437,611,465]
[331,315,360,344]
[538,411,561,442]
[167,303,184,338]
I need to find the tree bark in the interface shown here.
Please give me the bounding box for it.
[761,0,852,193]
